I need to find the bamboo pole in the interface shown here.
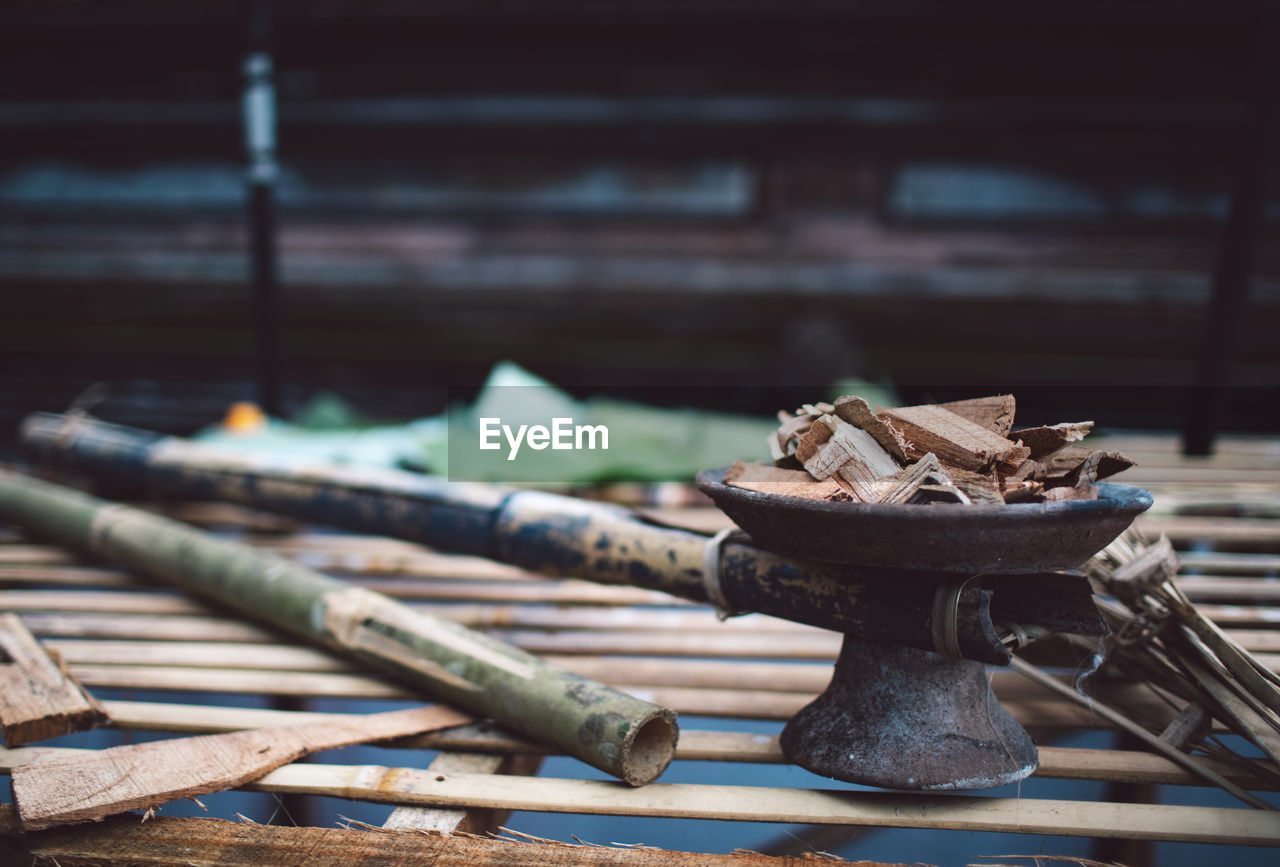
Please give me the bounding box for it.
[0,469,677,786]
[18,412,1104,666]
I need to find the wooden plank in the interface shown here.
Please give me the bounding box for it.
[3,590,809,634]
[1177,577,1280,602]
[253,767,1280,845]
[1199,606,1280,627]
[10,704,471,830]
[1178,552,1280,574]
[19,612,284,643]
[1226,630,1280,653]
[382,751,543,833]
[5,724,1276,793]
[0,566,135,588]
[42,641,836,692]
[0,614,106,747]
[0,546,77,565]
[21,612,844,656]
[936,394,1017,435]
[1137,515,1280,546]
[1,590,207,615]
[4,809,829,866]
[879,404,1029,473]
[52,663,1190,731]
[68,701,1279,790]
[6,749,1280,845]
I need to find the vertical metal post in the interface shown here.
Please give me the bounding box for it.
[1184,5,1280,455]
[243,0,282,417]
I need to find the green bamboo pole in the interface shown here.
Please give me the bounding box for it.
[0,469,677,786]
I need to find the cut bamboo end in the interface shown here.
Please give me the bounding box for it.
[620,709,679,786]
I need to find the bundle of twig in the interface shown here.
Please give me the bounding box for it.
[1069,527,1280,804]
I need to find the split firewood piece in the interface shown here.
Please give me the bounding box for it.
[937,394,1017,436]
[0,613,107,747]
[1010,421,1094,461]
[1043,446,1136,487]
[12,703,472,831]
[795,415,900,502]
[724,461,851,501]
[770,408,826,465]
[1003,480,1045,503]
[1043,484,1099,502]
[942,465,1005,504]
[1043,450,1107,501]
[872,453,966,504]
[913,483,972,504]
[879,404,1031,474]
[832,395,910,462]
[1002,458,1044,485]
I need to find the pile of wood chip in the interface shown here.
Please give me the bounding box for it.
[726,393,1134,505]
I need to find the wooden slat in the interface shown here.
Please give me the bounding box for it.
[1177,552,1280,574]
[18,613,284,643]
[41,641,836,692]
[2,809,835,866]
[71,700,1279,791]
[1138,516,1280,546]
[50,661,1191,734]
[382,751,543,834]
[20,612,845,658]
[3,749,1278,845]
[1,590,808,634]
[1177,577,1280,602]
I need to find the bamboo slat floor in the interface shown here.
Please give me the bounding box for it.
[2,431,1280,864]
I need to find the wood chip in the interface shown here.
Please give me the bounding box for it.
[1003,481,1046,504]
[937,394,1017,435]
[942,465,1005,504]
[1043,485,1100,502]
[1011,422,1095,460]
[723,461,850,502]
[0,613,107,747]
[1044,447,1137,487]
[872,453,954,504]
[794,416,900,501]
[832,395,910,462]
[769,411,812,463]
[880,404,1030,474]
[12,704,472,830]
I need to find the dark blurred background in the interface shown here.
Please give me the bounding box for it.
[2,0,1279,445]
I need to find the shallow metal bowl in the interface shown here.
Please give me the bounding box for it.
[695,467,1152,573]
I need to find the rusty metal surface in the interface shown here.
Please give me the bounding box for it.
[696,468,1153,572]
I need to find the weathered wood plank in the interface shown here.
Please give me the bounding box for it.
[11,704,471,830]
[3,591,809,635]
[42,663,1193,733]
[879,404,1030,473]
[4,809,824,866]
[6,728,1277,793]
[382,751,543,833]
[268,768,1280,844]
[936,394,1017,436]
[0,614,106,747]
[41,641,836,692]
[1137,516,1280,546]
[256,768,1280,845]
